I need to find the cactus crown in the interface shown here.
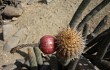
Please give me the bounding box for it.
[56,27,85,60]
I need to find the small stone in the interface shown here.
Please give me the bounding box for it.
[79,63,82,66]
[2,64,17,70]
[27,0,35,5]
[3,24,18,41]
[3,20,11,24]
[84,64,88,66]
[46,0,53,3]
[3,5,23,17]
[27,0,41,5]
[43,62,50,65]
[21,67,27,70]
[12,17,18,21]
[43,0,53,4]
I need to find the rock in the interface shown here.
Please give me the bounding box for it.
[3,24,18,41]
[3,5,23,17]
[2,64,17,70]
[3,36,20,51]
[14,28,27,37]
[11,17,18,21]
[27,0,41,5]
[14,28,28,44]
[43,0,53,4]
[21,67,27,70]
[4,27,28,52]
[3,20,11,24]
[43,62,49,65]
[46,0,53,3]
[27,0,35,5]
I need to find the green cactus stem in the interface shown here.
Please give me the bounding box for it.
[49,55,59,70]
[85,28,110,51]
[67,58,79,70]
[28,48,38,70]
[33,43,43,65]
[69,0,91,28]
[77,0,110,31]
[87,15,108,42]
[82,23,88,38]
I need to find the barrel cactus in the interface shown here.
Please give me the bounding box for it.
[55,27,85,65]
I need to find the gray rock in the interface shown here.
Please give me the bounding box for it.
[46,0,53,3]
[4,27,28,51]
[14,28,27,37]
[11,17,18,21]
[3,20,11,24]
[3,24,18,41]
[43,62,49,65]
[27,0,41,5]
[3,5,23,17]
[14,28,28,44]
[27,0,35,5]
[43,0,53,4]
[4,36,20,51]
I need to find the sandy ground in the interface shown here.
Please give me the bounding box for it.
[0,0,110,69]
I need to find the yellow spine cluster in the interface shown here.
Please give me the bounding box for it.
[56,28,85,60]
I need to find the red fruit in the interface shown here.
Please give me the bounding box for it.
[40,35,55,54]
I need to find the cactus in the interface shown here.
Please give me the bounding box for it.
[69,0,91,28]
[8,0,110,69]
[56,27,85,66]
[77,0,110,31]
[33,43,43,65]
[87,15,108,42]
[28,48,38,70]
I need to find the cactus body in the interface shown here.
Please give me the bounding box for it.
[56,28,85,65]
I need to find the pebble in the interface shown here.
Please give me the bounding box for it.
[43,0,53,4]
[27,0,41,5]
[3,24,18,41]
[3,5,23,17]
[3,20,11,24]
[11,17,18,21]
[27,0,35,5]
[43,62,50,65]
[45,0,53,3]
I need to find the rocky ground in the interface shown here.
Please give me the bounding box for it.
[0,0,110,69]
